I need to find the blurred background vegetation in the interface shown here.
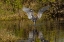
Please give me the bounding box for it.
[0,0,64,42]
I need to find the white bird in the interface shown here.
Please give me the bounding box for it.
[22,5,50,25]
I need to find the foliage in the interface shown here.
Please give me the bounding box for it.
[0,29,19,42]
[0,0,64,42]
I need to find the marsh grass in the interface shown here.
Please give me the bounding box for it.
[0,28,20,42]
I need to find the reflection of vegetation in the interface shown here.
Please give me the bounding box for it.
[0,20,64,42]
[0,0,64,42]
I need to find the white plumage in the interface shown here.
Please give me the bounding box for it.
[22,6,50,24]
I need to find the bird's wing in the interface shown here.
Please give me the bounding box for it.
[22,7,33,19]
[37,5,50,19]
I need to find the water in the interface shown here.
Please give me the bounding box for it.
[0,20,64,42]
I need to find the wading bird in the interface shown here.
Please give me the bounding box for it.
[22,5,50,25]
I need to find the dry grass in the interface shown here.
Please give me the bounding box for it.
[0,28,19,42]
